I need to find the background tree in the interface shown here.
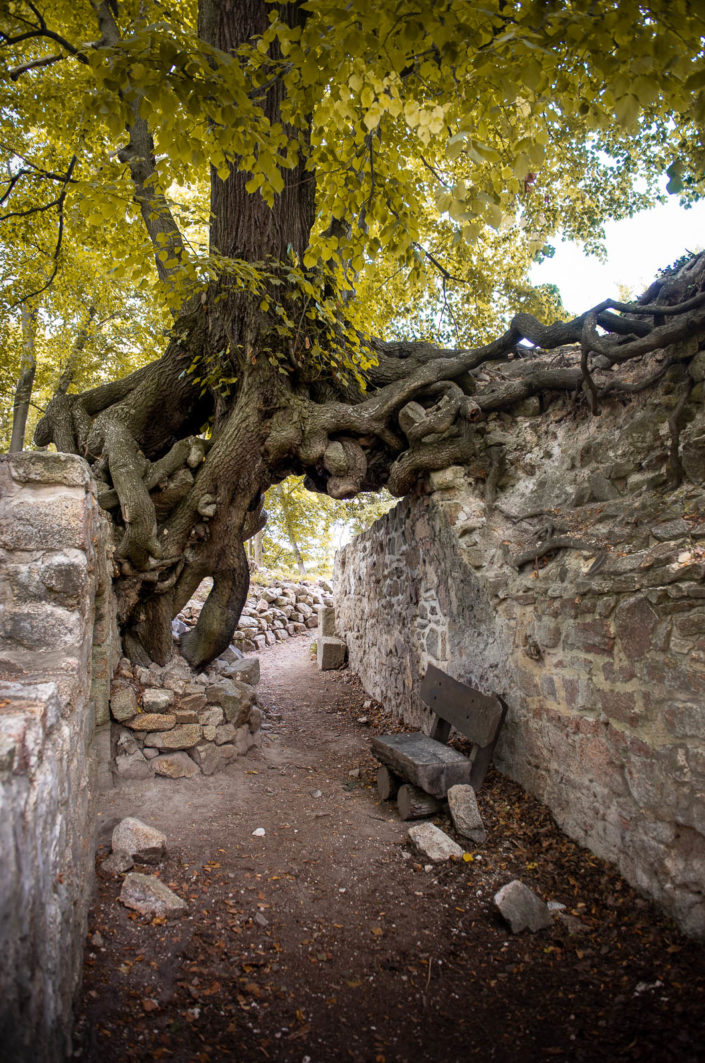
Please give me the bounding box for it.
[1,0,704,667]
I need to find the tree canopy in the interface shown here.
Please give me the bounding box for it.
[1,0,704,667]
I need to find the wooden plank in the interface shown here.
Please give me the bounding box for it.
[420,663,503,747]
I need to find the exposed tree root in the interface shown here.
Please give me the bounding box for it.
[34,251,705,666]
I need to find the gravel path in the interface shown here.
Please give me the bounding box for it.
[74,636,705,1062]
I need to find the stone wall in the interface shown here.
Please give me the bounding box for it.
[0,452,119,1062]
[336,373,705,938]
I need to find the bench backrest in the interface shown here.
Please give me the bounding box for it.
[420,663,503,748]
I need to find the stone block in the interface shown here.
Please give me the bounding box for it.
[317,635,347,670]
[318,605,336,636]
[0,494,89,551]
[614,596,659,660]
[407,822,463,862]
[5,451,91,487]
[0,602,83,652]
[143,723,202,750]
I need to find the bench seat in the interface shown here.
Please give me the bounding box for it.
[371,733,473,799]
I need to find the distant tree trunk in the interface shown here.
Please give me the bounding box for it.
[253,529,263,567]
[55,305,96,396]
[9,305,37,453]
[280,493,307,575]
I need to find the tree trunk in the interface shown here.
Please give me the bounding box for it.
[9,306,37,453]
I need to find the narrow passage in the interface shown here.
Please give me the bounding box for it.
[75,637,705,1063]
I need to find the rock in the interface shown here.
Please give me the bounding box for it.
[179,692,207,713]
[447,784,487,844]
[199,706,224,728]
[221,683,256,726]
[119,872,187,918]
[142,747,160,760]
[173,709,199,724]
[407,822,464,862]
[112,817,167,865]
[171,618,189,636]
[248,706,262,733]
[143,723,202,750]
[223,657,260,685]
[218,644,244,663]
[215,723,236,745]
[127,712,176,732]
[153,752,200,778]
[317,635,347,670]
[141,687,174,714]
[110,686,138,723]
[190,741,235,775]
[100,849,133,876]
[115,749,153,780]
[202,724,217,741]
[494,880,552,933]
[235,724,255,755]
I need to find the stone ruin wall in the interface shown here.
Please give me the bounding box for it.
[336,368,705,938]
[0,452,119,1063]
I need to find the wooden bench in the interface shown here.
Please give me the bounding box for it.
[372,664,506,819]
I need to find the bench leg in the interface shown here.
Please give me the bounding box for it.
[397,784,441,821]
[376,764,402,801]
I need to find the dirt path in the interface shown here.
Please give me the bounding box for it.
[74,637,705,1063]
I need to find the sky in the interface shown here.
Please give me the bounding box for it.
[530,196,705,316]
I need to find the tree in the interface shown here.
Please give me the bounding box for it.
[1,0,704,668]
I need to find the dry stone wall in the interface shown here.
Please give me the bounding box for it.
[336,373,705,938]
[176,575,331,653]
[0,452,119,1062]
[109,576,331,778]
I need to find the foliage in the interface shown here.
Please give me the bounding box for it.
[261,475,394,576]
[2,0,704,360]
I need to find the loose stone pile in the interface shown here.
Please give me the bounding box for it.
[175,575,333,653]
[110,649,262,779]
[110,577,334,778]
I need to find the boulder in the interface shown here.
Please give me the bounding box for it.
[494,880,552,933]
[447,784,487,844]
[120,873,187,917]
[112,817,166,864]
